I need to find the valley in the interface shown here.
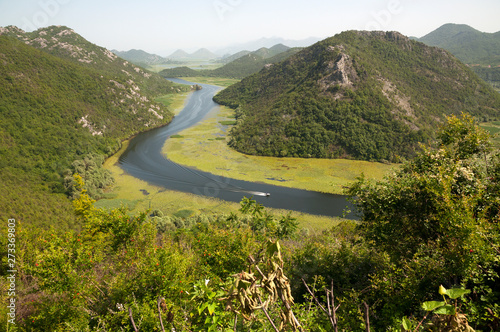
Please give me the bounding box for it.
[162,87,394,195]
[100,80,363,219]
[2,20,500,331]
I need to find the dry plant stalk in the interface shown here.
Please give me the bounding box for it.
[221,240,303,331]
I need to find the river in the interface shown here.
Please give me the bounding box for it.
[118,79,357,218]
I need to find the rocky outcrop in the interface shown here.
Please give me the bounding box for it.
[318,45,358,97]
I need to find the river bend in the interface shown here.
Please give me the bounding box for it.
[118,79,356,218]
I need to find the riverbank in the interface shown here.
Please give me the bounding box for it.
[100,80,396,231]
[100,88,348,231]
[100,139,347,232]
[163,104,396,195]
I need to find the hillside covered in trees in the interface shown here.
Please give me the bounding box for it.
[0,26,189,229]
[417,23,500,90]
[214,31,500,161]
[418,23,500,66]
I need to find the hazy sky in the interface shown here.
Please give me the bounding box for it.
[1,0,499,56]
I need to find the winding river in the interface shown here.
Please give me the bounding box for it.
[118,79,357,218]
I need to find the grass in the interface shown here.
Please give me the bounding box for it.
[101,124,344,233]
[219,120,237,125]
[182,77,241,87]
[100,85,395,232]
[163,105,396,195]
[155,91,192,115]
[480,121,500,148]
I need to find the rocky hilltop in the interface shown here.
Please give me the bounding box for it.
[214,31,500,161]
[0,26,189,227]
[0,25,189,137]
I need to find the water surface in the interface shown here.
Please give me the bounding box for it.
[119,79,356,218]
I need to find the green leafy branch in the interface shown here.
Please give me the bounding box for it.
[402,285,474,332]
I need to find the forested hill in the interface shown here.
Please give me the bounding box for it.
[0,25,178,97]
[418,23,500,66]
[214,31,500,161]
[112,48,171,67]
[417,23,500,90]
[0,28,187,229]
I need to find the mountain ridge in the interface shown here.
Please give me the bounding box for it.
[214,30,500,161]
[167,48,217,60]
[160,44,300,79]
[215,36,321,55]
[0,26,189,227]
[112,48,171,65]
[418,23,500,66]
[0,25,182,97]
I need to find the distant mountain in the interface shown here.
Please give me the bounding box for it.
[214,31,500,161]
[160,44,300,79]
[219,44,290,64]
[112,49,170,66]
[168,49,190,59]
[253,44,290,58]
[160,66,200,78]
[219,50,252,63]
[419,24,481,45]
[216,36,321,55]
[167,48,217,60]
[208,47,300,79]
[418,23,500,65]
[190,48,217,60]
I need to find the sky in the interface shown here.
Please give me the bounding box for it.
[0,0,499,56]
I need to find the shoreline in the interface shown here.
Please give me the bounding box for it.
[163,103,396,195]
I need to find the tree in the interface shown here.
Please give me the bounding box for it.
[348,113,500,328]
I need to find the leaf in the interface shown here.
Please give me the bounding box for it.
[207,303,216,315]
[266,240,281,257]
[237,279,251,290]
[198,303,208,315]
[445,288,470,299]
[433,304,456,315]
[422,301,446,311]
[402,316,414,330]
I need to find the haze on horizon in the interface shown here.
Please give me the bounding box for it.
[1,0,499,56]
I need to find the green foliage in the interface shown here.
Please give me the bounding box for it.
[188,279,234,331]
[6,184,197,331]
[0,168,76,230]
[419,23,500,66]
[288,223,389,330]
[438,113,492,159]
[400,286,475,332]
[348,113,500,330]
[214,31,500,161]
[239,196,299,239]
[65,153,114,199]
[0,28,188,229]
